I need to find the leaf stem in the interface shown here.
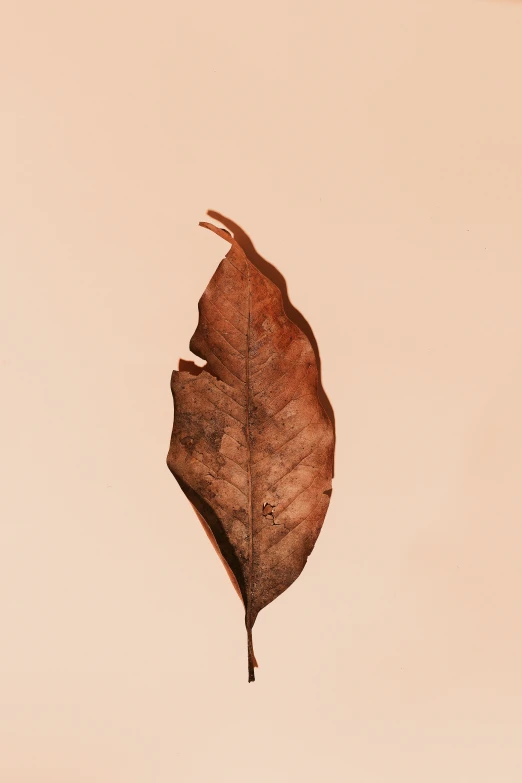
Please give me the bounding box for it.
[245,253,255,683]
[247,623,256,682]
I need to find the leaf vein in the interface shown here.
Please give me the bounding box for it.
[205,296,247,336]
[204,345,247,385]
[213,283,249,320]
[252,412,321,466]
[265,429,328,493]
[205,396,245,426]
[206,322,246,358]
[263,494,325,554]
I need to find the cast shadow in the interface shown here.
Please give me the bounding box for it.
[178,358,205,376]
[196,209,336,476]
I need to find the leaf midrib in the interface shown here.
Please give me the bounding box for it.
[244,259,255,680]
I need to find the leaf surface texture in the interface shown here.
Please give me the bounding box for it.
[167,222,334,681]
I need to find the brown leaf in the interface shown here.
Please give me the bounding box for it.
[167,221,334,681]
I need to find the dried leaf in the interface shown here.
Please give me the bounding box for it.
[167,222,334,681]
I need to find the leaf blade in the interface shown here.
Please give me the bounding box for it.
[167,222,334,681]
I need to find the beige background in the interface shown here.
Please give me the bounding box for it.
[2,1,522,781]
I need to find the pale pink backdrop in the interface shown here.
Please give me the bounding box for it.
[2,1,522,781]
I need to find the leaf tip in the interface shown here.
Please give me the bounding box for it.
[199,221,234,244]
